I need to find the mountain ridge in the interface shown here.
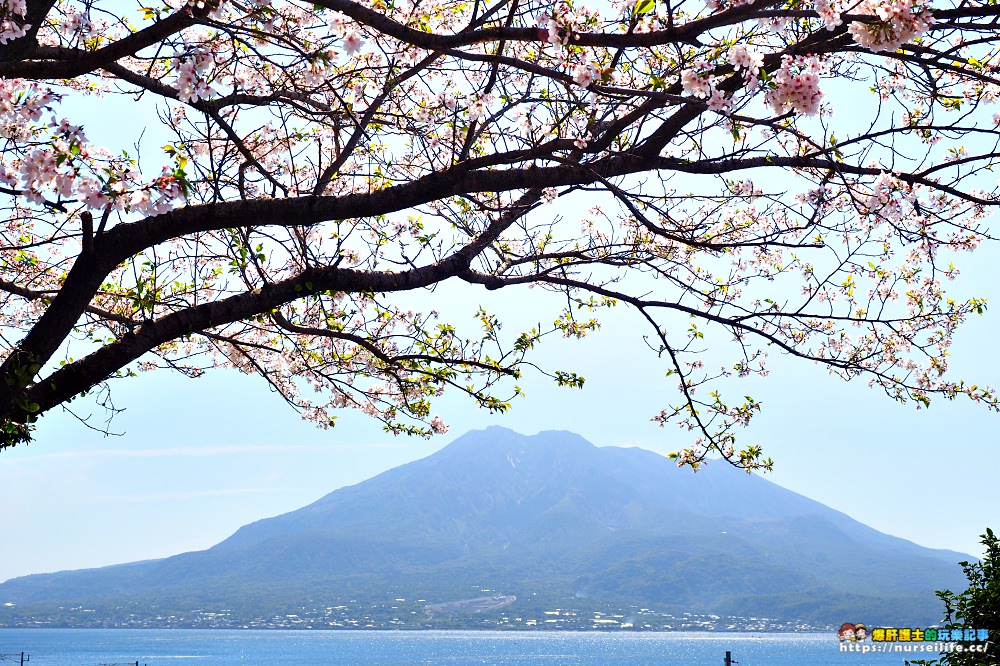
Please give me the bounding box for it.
[0,427,967,626]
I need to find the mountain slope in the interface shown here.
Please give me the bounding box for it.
[0,427,967,625]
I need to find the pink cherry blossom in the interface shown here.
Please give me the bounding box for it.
[572,63,598,88]
[764,55,825,116]
[0,0,994,464]
[342,32,364,56]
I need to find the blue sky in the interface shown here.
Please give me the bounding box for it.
[2,247,999,583]
[1,48,999,588]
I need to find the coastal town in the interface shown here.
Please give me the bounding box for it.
[2,597,826,632]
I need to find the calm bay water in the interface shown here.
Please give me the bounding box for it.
[0,629,933,665]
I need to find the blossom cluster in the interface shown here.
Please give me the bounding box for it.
[328,11,365,56]
[55,4,101,41]
[12,141,184,216]
[162,0,227,19]
[536,12,570,46]
[859,172,933,249]
[572,62,599,87]
[682,45,769,113]
[0,80,185,216]
[0,0,991,457]
[171,45,218,104]
[764,55,825,115]
[681,67,714,98]
[816,0,933,52]
[681,66,733,113]
[0,0,29,45]
[847,0,934,52]
[727,45,764,73]
[0,79,55,134]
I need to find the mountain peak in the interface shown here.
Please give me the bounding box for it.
[437,426,593,453]
[0,428,969,627]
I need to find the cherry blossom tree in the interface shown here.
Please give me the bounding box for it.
[1,0,999,467]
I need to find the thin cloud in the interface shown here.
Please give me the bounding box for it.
[606,439,663,451]
[5,441,413,463]
[93,487,305,502]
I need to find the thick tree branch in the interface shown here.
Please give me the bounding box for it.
[0,6,208,78]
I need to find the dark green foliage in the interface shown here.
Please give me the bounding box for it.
[936,528,999,665]
[909,528,999,666]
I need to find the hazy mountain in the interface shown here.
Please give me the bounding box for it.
[0,427,967,625]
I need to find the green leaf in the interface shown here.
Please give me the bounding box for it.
[553,370,585,388]
[634,0,654,14]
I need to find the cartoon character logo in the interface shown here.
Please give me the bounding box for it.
[839,623,857,642]
[854,623,868,641]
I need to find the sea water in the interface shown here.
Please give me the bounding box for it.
[0,629,939,665]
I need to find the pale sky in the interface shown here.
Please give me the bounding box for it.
[2,50,999,588]
[1,249,999,582]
